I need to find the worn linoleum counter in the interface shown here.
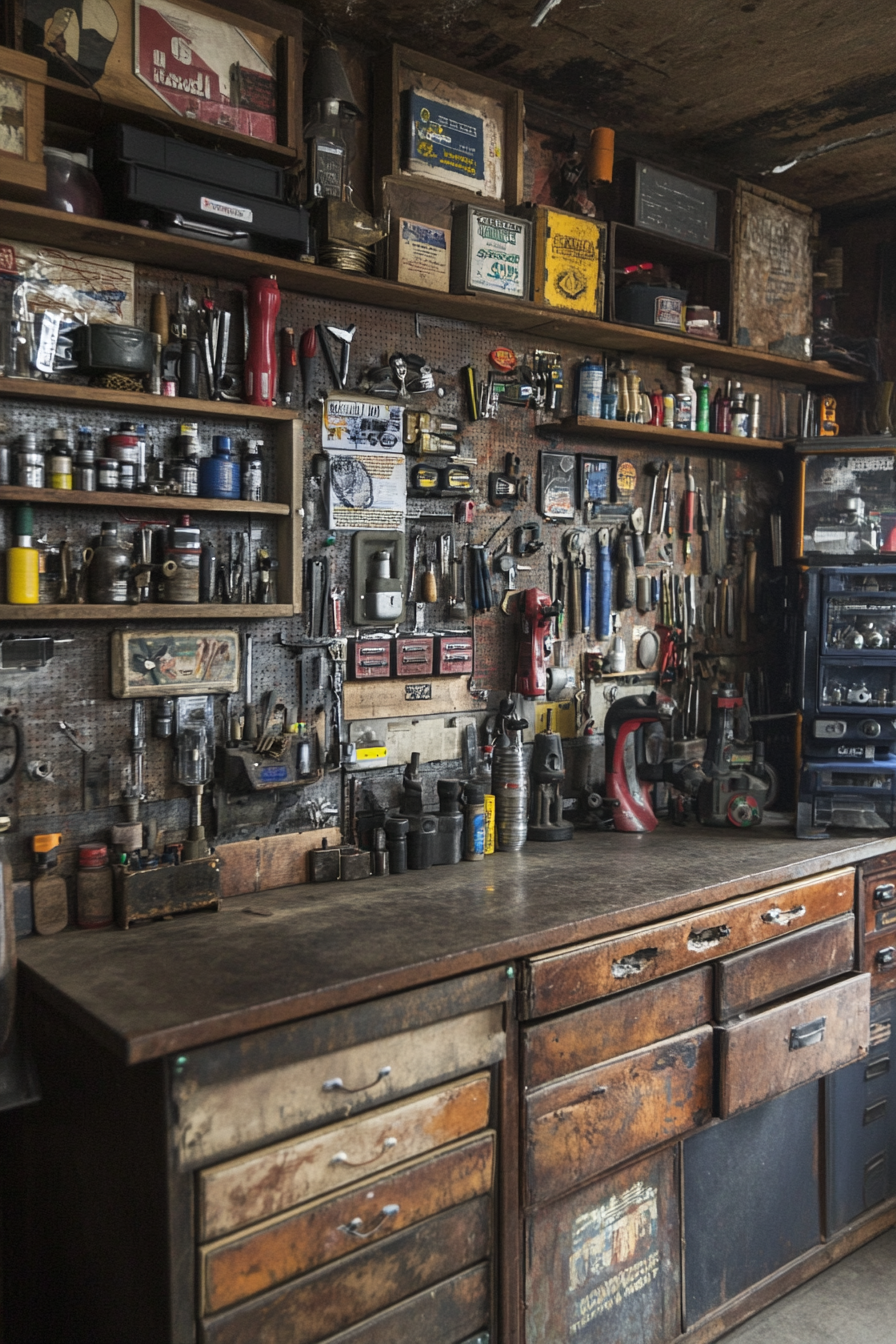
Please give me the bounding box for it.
[17,822,896,1063]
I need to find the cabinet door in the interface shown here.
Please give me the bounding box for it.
[525,1147,681,1344]
[683,1082,821,1327]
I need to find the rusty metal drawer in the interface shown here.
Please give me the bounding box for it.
[522,966,712,1091]
[716,973,871,1118]
[521,868,855,1018]
[524,1025,713,1206]
[714,913,856,1021]
[197,1073,491,1241]
[199,1194,491,1344]
[199,1132,495,1315]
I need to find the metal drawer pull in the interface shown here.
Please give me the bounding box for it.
[687,925,731,951]
[874,883,896,904]
[339,1203,400,1238]
[330,1137,398,1167]
[761,903,807,926]
[864,1155,886,1180]
[612,948,658,979]
[789,1016,826,1051]
[322,1066,392,1094]
[865,1055,890,1081]
[875,947,895,969]
[864,1099,888,1126]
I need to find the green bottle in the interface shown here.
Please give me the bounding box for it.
[696,372,711,433]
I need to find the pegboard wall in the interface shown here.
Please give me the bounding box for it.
[1,255,803,875]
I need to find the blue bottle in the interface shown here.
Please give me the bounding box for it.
[198,435,241,500]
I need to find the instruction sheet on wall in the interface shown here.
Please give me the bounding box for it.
[323,395,407,530]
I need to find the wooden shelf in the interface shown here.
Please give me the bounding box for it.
[541,417,784,452]
[0,200,865,389]
[0,376,297,421]
[0,484,290,516]
[0,602,293,621]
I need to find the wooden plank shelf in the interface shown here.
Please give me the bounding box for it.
[0,485,290,516]
[0,201,865,389]
[0,376,297,421]
[540,417,785,452]
[0,602,294,621]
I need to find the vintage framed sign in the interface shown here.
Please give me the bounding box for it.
[111,629,240,697]
[0,47,47,203]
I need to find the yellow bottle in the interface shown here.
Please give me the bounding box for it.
[7,506,40,604]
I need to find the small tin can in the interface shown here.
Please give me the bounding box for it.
[162,514,201,603]
[118,460,137,492]
[105,431,139,465]
[97,457,120,491]
[74,427,96,491]
[16,432,44,488]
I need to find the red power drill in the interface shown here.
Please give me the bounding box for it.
[245,274,281,406]
[515,588,559,698]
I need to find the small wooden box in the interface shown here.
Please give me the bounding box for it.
[512,205,606,316]
[0,47,47,203]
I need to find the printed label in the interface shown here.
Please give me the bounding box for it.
[200,196,253,223]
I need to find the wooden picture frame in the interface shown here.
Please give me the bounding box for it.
[111,628,241,697]
[22,0,298,159]
[373,45,524,212]
[0,46,47,202]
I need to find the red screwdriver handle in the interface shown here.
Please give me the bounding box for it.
[245,275,281,406]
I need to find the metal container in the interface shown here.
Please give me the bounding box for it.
[97,458,120,491]
[162,514,201,603]
[15,433,44,488]
[85,522,132,604]
[492,727,529,852]
[0,442,9,485]
[198,435,240,500]
[450,204,532,300]
[242,442,263,501]
[74,428,96,491]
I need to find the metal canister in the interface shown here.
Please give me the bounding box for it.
[105,430,139,467]
[97,457,120,491]
[118,460,137,492]
[492,727,529,852]
[162,514,201,603]
[0,440,10,485]
[15,432,44,488]
[85,522,132,604]
[46,428,73,489]
[748,393,762,439]
[74,428,96,491]
[172,433,200,497]
[242,440,263,501]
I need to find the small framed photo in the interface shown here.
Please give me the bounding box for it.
[540,450,576,521]
[580,454,616,509]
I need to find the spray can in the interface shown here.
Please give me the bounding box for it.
[6,506,39,604]
[576,357,604,418]
[492,699,529,852]
[675,363,696,430]
[696,373,711,433]
[245,275,281,406]
[463,785,486,860]
[242,440,264,501]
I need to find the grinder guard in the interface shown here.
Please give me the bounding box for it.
[604,692,674,832]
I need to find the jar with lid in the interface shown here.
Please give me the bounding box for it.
[198,434,240,500]
[16,432,44,488]
[0,437,10,485]
[162,514,201,603]
[242,440,264,501]
[85,521,132,604]
[105,428,139,469]
[76,844,113,928]
[97,457,120,491]
[172,433,200,497]
[74,428,96,491]
[46,428,73,489]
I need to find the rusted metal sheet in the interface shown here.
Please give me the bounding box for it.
[522,965,712,1090]
[717,973,871,1118]
[525,1026,712,1206]
[525,1147,681,1344]
[521,868,855,1018]
[715,913,855,1020]
[200,1133,495,1314]
[198,1073,491,1240]
[199,1195,490,1344]
[733,181,816,359]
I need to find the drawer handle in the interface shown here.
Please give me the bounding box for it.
[339,1203,400,1238]
[612,948,658,979]
[864,1099,888,1125]
[789,1016,826,1051]
[865,1055,890,1081]
[323,1066,392,1095]
[761,903,807,927]
[330,1137,398,1168]
[687,925,730,951]
[876,947,895,969]
[874,884,896,904]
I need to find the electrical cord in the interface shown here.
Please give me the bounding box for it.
[0,716,23,786]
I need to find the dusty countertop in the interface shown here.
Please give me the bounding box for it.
[16,822,896,1064]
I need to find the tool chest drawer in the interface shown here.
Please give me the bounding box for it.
[714,913,856,1020]
[520,868,855,1018]
[862,929,896,991]
[198,1132,495,1315]
[862,861,896,935]
[522,965,712,1090]
[315,1264,490,1344]
[524,1025,713,1205]
[171,968,509,1169]
[716,973,870,1117]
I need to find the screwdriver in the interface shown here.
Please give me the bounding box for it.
[421,544,438,602]
[682,458,696,558]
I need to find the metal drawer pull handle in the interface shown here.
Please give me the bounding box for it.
[864,1155,886,1180]
[874,884,896,904]
[866,1055,890,1081]
[323,1066,392,1094]
[876,947,895,969]
[864,1099,888,1126]
[339,1203,400,1238]
[330,1137,398,1167]
[687,925,731,951]
[612,948,658,979]
[761,904,807,926]
[790,1016,826,1051]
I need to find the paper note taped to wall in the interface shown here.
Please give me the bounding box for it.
[326,449,407,531]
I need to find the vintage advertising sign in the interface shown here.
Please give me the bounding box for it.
[111,630,240,698]
[452,205,531,299]
[396,218,451,292]
[405,89,485,188]
[322,396,404,453]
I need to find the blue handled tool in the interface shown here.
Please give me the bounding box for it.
[596,528,612,638]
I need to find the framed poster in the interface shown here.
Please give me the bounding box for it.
[111,629,240,697]
[540,450,576,521]
[580,455,616,509]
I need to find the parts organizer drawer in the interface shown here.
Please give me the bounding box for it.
[171,969,509,1168]
[520,868,855,1018]
[716,973,871,1117]
[714,913,856,1020]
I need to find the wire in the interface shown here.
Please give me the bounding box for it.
[0,717,23,786]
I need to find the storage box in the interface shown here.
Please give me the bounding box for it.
[510,205,606,316]
[450,204,531,300]
[615,282,688,332]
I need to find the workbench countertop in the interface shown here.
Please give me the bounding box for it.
[17,822,895,1064]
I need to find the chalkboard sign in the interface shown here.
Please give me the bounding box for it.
[634,163,718,250]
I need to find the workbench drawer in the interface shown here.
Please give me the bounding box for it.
[315,1264,489,1344]
[522,965,712,1091]
[199,1194,491,1344]
[714,913,856,1020]
[199,1132,495,1315]
[524,1025,713,1205]
[520,868,854,1018]
[862,862,896,935]
[716,973,870,1118]
[198,1074,492,1240]
[862,929,896,993]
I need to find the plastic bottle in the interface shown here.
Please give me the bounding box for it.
[6,506,39,604]
[696,373,711,433]
[491,699,529,852]
[463,785,486,860]
[717,381,732,435]
[76,843,113,928]
[675,363,696,430]
[576,357,604,418]
[199,435,241,500]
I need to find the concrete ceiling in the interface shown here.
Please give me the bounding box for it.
[302,0,896,215]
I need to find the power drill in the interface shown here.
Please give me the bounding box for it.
[515,588,560,698]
